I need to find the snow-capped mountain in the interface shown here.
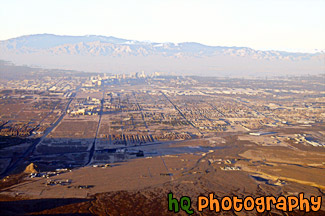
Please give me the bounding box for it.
[0,34,323,76]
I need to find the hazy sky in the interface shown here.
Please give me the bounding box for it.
[1,0,324,52]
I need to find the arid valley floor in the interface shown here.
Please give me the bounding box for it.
[0,67,324,215]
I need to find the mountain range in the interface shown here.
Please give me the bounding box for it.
[0,34,323,76]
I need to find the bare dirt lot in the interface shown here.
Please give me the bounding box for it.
[1,133,324,215]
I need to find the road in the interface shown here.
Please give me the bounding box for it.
[234,98,280,123]
[0,95,75,177]
[132,91,154,142]
[160,91,202,135]
[85,91,105,165]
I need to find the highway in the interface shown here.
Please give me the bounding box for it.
[85,91,105,165]
[0,94,75,177]
[132,91,154,142]
[160,91,202,135]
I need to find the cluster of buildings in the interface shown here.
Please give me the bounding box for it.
[0,121,38,137]
[68,97,101,116]
[293,134,324,147]
[3,76,81,92]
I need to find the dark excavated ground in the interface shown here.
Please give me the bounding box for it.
[1,130,325,216]
[1,191,325,216]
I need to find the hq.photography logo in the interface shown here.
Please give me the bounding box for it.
[168,192,322,214]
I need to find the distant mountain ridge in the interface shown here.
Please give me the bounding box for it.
[1,34,320,60]
[0,34,323,76]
